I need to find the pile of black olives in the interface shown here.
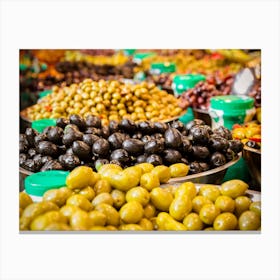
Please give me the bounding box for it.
[19,115,243,174]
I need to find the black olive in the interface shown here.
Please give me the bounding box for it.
[108,133,126,149]
[37,141,58,157]
[110,149,130,164]
[119,119,137,134]
[46,126,64,144]
[66,147,75,155]
[136,154,147,164]
[57,145,67,154]
[152,133,164,141]
[94,159,110,171]
[101,125,110,138]
[20,134,27,142]
[109,120,119,134]
[185,119,205,133]
[19,153,28,166]
[92,138,110,156]
[132,132,143,140]
[34,133,48,146]
[56,118,69,129]
[213,126,232,140]
[21,159,41,172]
[41,156,53,164]
[83,134,100,146]
[192,145,210,159]
[180,158,189,165]
[122,139,144,156]
[72,141,91,160]
[58,154,81,170]
[210,152,227,168]
[164,128,183,149]
[146,154,163,166]
[141,135,152,143]
[64,124,80,133]
[40,160,64,171]
[42,126,54,135]
[19,140,29,153]
[69,114,86,130]
[84,127,102,135]
[162,149,182,165]
[85,115,101,128]
[189,125,210,145]
[180,137,192,154]
[208,136,229,152]
[229,140,244,153]
[144,139,164,154]
[199,162,210,172]
[154,122,168,134]
[138,121,155,135]
[171,120,185,132]
[189,161,203,174]
[25,128,38,147]
[33,154,43,166]
[62,130,83,147]
[246,140,261,149]
[27,148,37,158]
[224,148,235,161]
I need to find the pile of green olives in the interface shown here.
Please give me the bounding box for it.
[19,165,261,231]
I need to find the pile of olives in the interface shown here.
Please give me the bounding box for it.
[19,165,261,231]
[26,79,182,123]
[19,115,243,175]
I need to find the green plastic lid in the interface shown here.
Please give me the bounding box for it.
[133,52,156,62]
[179,108,194,124]
[150,62,176,74]
[32,118,57,133]
[20,64,28,71]
[41,63,48,71]
[123,49,136,56]
[39,89,52,99]
[172,74,206,95]
[210,95,255,113]
[25,170,70,197]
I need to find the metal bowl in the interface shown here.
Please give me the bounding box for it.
[242,146,261,191]
[192,108,212,126]
[168,153,241,185]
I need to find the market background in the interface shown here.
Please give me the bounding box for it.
[1,0,280,280]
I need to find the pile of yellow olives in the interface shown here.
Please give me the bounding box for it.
[26,79,182,124]
[19,165,261,231]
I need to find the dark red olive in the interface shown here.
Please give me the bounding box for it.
[164,128,183,149]
[40,160,64,171]
[229,140,244,153]
[192,145,210,159]
[47,127,64,144]
[56,118,69,129]
[58,154,81,170]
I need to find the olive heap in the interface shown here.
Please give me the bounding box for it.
[19,115,243,175]
[19,166,261,231]
[26,80,182,123]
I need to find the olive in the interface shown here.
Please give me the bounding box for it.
[66,147,74,155]
[189,125,209,145]
[136,154,147,164]
[246,141,260,149]
[132,132,143,140]
[154,122,168,134]
[110,149,130,165]
[109,120,119,134]
[94,159,110,171]
[189,161,203,174]
[22,159,41,172]
[122,139,144,156]
[56,118,69,129]
[199,162,210,172]
[108,133,126,149]
[82,134,100,146]
[138,121,155,135]
[27,148,37,158]
[62,130,83,147]
[47,127,64,144]
[69,114,86,130]
[180,158,189,165]
[208,136,229,152]
[64,124,80,134]
[34,134,48,146]
[84,127,102,135]
[41,155,53,164]
[151,133,164,142]
[19,153,28,166]
[20,134,27,142]
[213,126,232,140]
[19,139,29,153]
[144,139,164,154]
[25,128,38,147]
[146,154,163,166]
[58,154,80,170]
[164,128,183,149]
[171,120,185,132]
[85,115,101,128]
[141,135,152,143]
[92,138,110,156]
[224,148,235,161]
[109,160,124,167]
[40,160,64,171]
[210,152,227,168]
[185,119,205,132]
[37,141,58,157]
[119,119,137,134]
[162,149,182,165]
[180,136,192,154]
[229,140,244,153]
[101,126,110,138]
[57,145,67,154]
[192,145,210,160]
